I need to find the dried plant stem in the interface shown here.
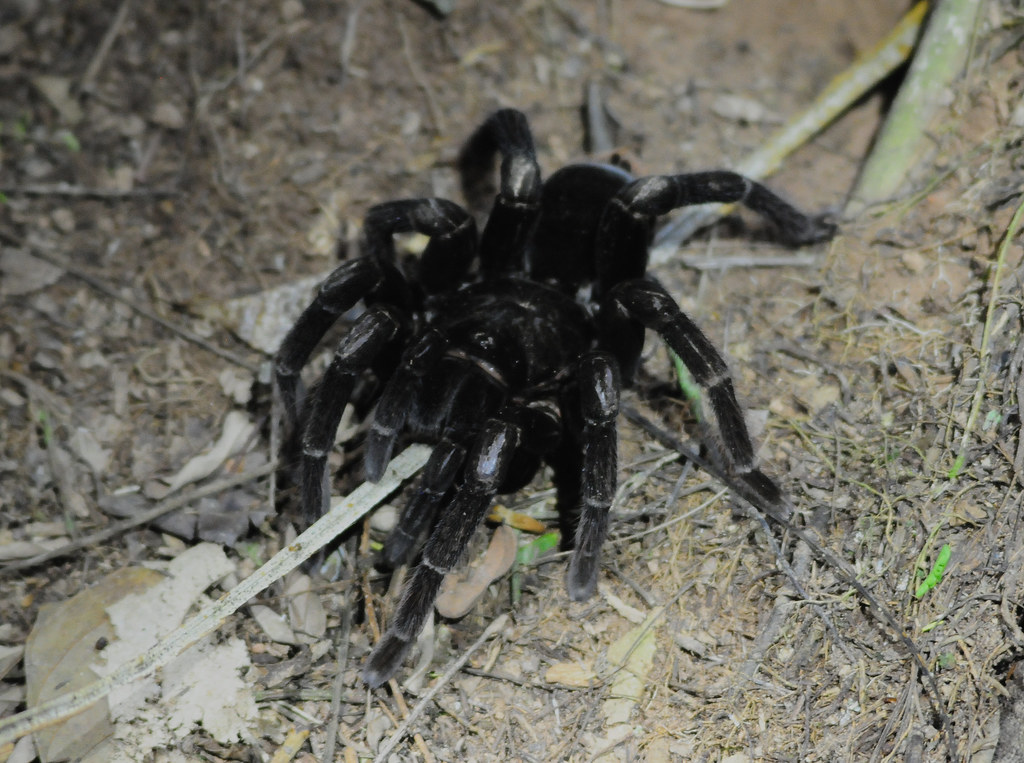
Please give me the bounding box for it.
[850,0,985,212]
[373,614,509,762]
[953,197,1024,472]
[0,461,278,575]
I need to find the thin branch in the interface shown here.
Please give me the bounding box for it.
[396,12,445,134]
[954,196,1024,469]
[0,184,179,199]
[79,0,135,91]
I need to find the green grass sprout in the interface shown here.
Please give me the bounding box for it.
[512,531,560,604]
[915,543,951,599]
[59,130,81,152]
[670,350,702,421]
[35,409,54,447]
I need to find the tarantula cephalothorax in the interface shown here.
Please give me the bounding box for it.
[274,108,835,688]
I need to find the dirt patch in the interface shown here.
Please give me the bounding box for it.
[2,1,1023,761]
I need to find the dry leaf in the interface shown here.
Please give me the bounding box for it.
[600,585,646,624]
[544,661,597,687]
[69,427,111,475]
[0,539,66,561]
[487,504,547,533]
[710,93,781,124]
[251,604,299,645]
[164,411,256,493]
[76,544,257,756]
[284,573,327,640]
[193,272,329,354]
[602,613,660,726]
[0,249,64,297]
[151,102,186,130]
[0,644,23,682]
[24,567,165,762]
[31,75,82,123]
[435,525,517,619]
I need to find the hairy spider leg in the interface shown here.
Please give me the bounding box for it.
[275,258,390,429]
[594,171,836,296]
[380,396,560,570]
[362,198,478,295]
[457,108,542,277]
[503,398,562,486]
[297,305,403,523]
[565,352,621,601]
[274,198,477,428]
[380,439,466,569]
[375,358,505,565]
[276,198,478,521]
[363,328,448,481]
[607,277,791,522]
[362,418,520,688]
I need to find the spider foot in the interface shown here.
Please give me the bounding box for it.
[566,500,609,602]
[566,552,600,602]
[361,632,413,689]
[781,210,838,247]
[735,468,793,524]
[362,564,445,687]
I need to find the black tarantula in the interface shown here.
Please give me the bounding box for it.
[275,109,835,688]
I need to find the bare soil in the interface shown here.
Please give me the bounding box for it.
[2,1,1024,761]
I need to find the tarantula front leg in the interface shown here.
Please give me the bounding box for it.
[595,171,836,293]
[605,278,792,522]
[457,108,542,277]
[566,352,621,602]
[362,329,448,481]
[362,199,477,295]
[378,365,521,567]
[275,258,391,428]
[275,198,477,426]
[296,305,403,523]
[362,419,520,688]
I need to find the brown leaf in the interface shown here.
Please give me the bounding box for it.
[25,567,164,762]
[544,662,597,687]
[435,525,518,619]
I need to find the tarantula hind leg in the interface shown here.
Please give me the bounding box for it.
[361,419,520,689]
[608,278,792,523]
